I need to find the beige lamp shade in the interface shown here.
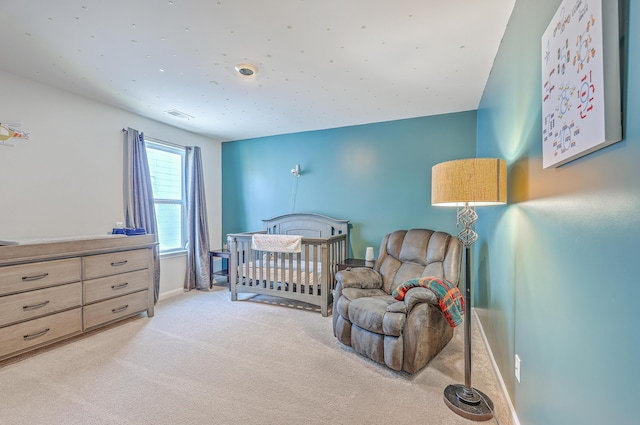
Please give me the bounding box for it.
[432,158,506,207]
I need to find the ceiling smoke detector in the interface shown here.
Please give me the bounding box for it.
[235,63,257,77]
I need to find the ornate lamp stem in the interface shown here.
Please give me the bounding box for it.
[443,202,494,421]
[457,203,478,248]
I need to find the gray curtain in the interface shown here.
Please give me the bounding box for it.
[184,146,211,290]
[124,127,161,303]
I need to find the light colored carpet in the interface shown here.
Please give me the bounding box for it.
[0,285,513,425]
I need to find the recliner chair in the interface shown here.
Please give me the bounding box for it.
[333,229,462,373]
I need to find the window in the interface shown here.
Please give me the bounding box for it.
[145,140,186,254]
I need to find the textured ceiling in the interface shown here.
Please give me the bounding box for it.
[0,0,515,142]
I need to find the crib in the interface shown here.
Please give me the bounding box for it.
[227,213,349,317]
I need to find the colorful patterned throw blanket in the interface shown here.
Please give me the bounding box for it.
[392,277,465,327]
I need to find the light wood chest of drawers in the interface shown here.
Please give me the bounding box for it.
[0,235,156,361]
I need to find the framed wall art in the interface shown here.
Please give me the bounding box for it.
[541,0,622,168]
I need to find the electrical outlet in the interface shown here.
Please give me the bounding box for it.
[515,354,521,383]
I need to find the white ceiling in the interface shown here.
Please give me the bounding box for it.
[0,0,515,142]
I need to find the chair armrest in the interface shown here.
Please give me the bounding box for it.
[403,287,438,312]
[335,267,383,289]
[386,301,407,314]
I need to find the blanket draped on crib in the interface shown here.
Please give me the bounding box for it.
[251,234,302,253]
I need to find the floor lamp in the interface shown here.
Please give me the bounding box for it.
[431,158,506,421]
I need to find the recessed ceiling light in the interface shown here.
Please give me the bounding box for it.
[235,64,257,77]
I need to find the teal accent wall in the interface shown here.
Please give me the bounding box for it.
[221,1,639,422]
[222,112,476,258]
[476,0,638,424]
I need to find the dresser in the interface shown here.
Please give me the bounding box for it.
[0,235,156,361]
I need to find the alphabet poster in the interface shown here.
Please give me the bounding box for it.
[541,0,621,168]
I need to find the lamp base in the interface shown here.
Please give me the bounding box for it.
[443,384,494,421]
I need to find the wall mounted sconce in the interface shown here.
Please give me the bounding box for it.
[291,164,301,177]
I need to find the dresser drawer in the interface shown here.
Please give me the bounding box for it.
[83,249,150,280]
[0,308,82,359]
[0,258,81,296]
[0,282,82,327]
[83,269,150,304]
[83,290,149,330]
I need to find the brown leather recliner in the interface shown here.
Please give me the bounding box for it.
[333,229,463,373]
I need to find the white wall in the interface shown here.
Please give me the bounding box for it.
[0,69,222,297]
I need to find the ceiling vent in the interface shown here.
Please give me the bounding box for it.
[164,109,194,120]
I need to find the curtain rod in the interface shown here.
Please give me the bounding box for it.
[122,128,188,151]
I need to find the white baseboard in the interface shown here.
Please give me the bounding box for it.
[472,308,521,425]
[158,287,185,301]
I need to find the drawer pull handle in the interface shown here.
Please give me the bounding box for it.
[23,300,50,311]
[111,260,128,267]
[112,304,129,314]
[22,273,49,282]
[111,282,129,290]
[23,328,50,341]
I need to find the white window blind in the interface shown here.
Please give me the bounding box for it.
[145,140,186,254]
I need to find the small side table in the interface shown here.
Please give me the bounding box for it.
[209,249,230,287]
[336,258,375,271]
